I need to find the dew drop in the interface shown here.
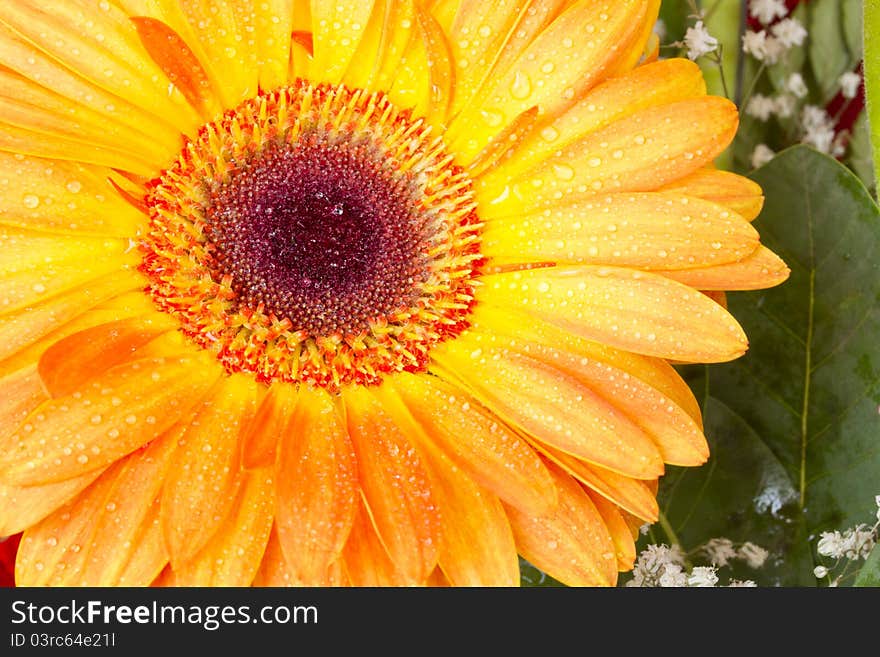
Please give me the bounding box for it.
[540,126,559,142]
[480,109,504,127]
[22,194,40,209]
[509,70,532,100]
[552,164,574,180]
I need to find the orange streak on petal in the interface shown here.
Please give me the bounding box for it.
[658,168,765,221]
[275,386,358,585]
[38,317,176,398]
[343,386,440,583]
[161,374,257,566]
[432,336,665,479]
[0,366,47,441]
[505,460,618,587]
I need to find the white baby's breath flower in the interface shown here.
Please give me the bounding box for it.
[771,17,808,48]
[842,524,875,560]
[813,565,828,578]
[658,563,688,587]
[773,94,796,118]
[738,542,770,568]
[800,105,837,154]
[701,538,737,567]
[746,93,776,121]
[786,73,809,99]
[751,144,776,169]
[749,0,788,25]
[839,71,862,99]
[683,21,719,60]
[627,543,687,587]
[728,579,758,587]
[817,530,846,558]
[742,29,783,64]
[687,566,719,587]
[875,494,880,521]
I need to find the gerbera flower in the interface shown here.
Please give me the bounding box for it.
[0,0,788,587]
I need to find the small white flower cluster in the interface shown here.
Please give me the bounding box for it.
[627,539,765,587]
[749,0,787,26]
[742,18,807,64]
[800,105,846,156]
[682,20,718,61]
[745,92,797,121]
[812,495,880,585]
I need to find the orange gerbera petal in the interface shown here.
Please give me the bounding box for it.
[0,353,219,486]
[0,271,144,365]
[240,383,295,470]
[169,468,274,586]
[659,167,766,221]
[343,386,440,583]
[432,331,665,479]
[505,460,617,587]
[662,245,791,291]
[15,428,179,586]
[310,0,377,85]
[342,501,415,586]
[160,373,257,566]
[419,441,520,586]
[0,469,104,537]
[585,489,637,571]
[383,371,557,515]
[274,385,358,586]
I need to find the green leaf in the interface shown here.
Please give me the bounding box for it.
[809,0,852,101]
[866,0,880,187]
[655,145,880,586]
[854,543,880,586]
[842,0,864,59]
[847,111,877,194]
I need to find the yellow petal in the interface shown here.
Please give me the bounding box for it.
[482,96,739,216]
[161,373,257,566]
[431,331,665,479]
[343,385,440,583]
[0,353,219,486]
[539,444,659,522]
[0,2,201,136]
[0,152,147,237]
[483,265,749,362]
[482,192,759,272]
[383,371,557,515]
[447,0,648,163]
[476,57,707,199]
[505,460,618,586]
[275,385,358,585]
[0,271,144,365]
[309,0,377,85]
[170,468,274,586]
